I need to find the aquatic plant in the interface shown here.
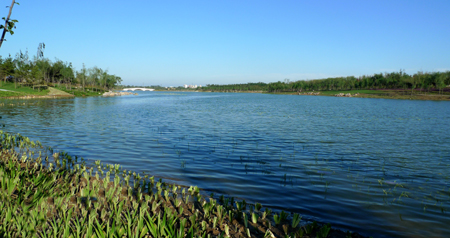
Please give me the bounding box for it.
[317,224,331,238]
[243,212,248,228]
[291,213,302,228]
[251,212,259,224]
[0,131,362,238]
[273,214,281,226]
[255,202,262,212]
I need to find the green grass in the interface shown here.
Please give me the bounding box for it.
[0,82,50,96]
[0,91,24,97]
[0,81,111,98]
[53,85,106,97]
[300,89,383,96]
[265,91,297,95]
[266,89,385,96]
[293,89,449,100]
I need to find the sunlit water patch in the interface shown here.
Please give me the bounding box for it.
[1,92,450,237]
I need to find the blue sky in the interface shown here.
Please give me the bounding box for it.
[1,0,449,86]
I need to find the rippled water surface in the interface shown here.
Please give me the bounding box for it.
[1,92,450,237]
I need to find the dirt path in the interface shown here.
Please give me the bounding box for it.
[47,87,74,96]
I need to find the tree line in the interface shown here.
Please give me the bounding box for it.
[0,46,122,91]
[202,82,269,92]
[203,71,450,94]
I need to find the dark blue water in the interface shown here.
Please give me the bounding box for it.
[1,92,450,237]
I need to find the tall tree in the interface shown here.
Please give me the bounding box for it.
[100,69,108,90]
[437,74,447,95]
[60,62,74,90]
[50,59,64,85]
[14,50,30,88]
[0,55,14,85]
[30,63,44,90]
[88,66,101,91]
[34,43,51,84]
[35,58,51,84]
[77,63,87,91]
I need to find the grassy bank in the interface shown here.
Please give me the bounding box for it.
[269,89,450,101]
[0,82,50,98]
[53,85,106,97]
[0,82,107,98]
[0,131,368,238]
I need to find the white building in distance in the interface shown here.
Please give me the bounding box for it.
[184,84,202,89]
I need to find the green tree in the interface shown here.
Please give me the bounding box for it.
[0,55,14,86]
[77,63,88,91]
[87,66,101,91]
[437,74,447,95]
[60,62,74,90]
[14,50,31,88]
[100,69,108,90]
[33,43,51,84]
[35,58,51,84]
[50,59,64,85]
[409,72,422,96]
[30,64,44,90]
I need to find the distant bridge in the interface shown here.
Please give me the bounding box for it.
[123,88,155,92]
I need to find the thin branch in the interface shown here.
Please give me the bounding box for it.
[0,0,16,48]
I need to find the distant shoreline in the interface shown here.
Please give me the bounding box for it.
[0,94,75,99]
[271,90,450,101]
[2,88,449,101]
[168,89,450,101]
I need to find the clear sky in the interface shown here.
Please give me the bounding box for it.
[1,0,449,86]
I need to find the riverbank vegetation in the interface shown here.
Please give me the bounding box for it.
[202,71,450,98]
[0,131,367,238]
[0,81,49,96]
[0,46,121,98]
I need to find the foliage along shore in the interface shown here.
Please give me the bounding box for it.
[195,70,450,100]
[0,46,122,98]
[0,131,370,238]
[269,89,450,101]
[0,81,109,99]
[201,70,450,93]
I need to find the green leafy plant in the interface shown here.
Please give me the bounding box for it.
[262,208,272,219]
[243,212,248,228]
[255,202,262,211]
[273,214,281,225]
[318,223,331,238]
[251,212,259,224]
[292,213,302,228]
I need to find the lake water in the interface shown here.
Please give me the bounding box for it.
[1,92,450,237]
